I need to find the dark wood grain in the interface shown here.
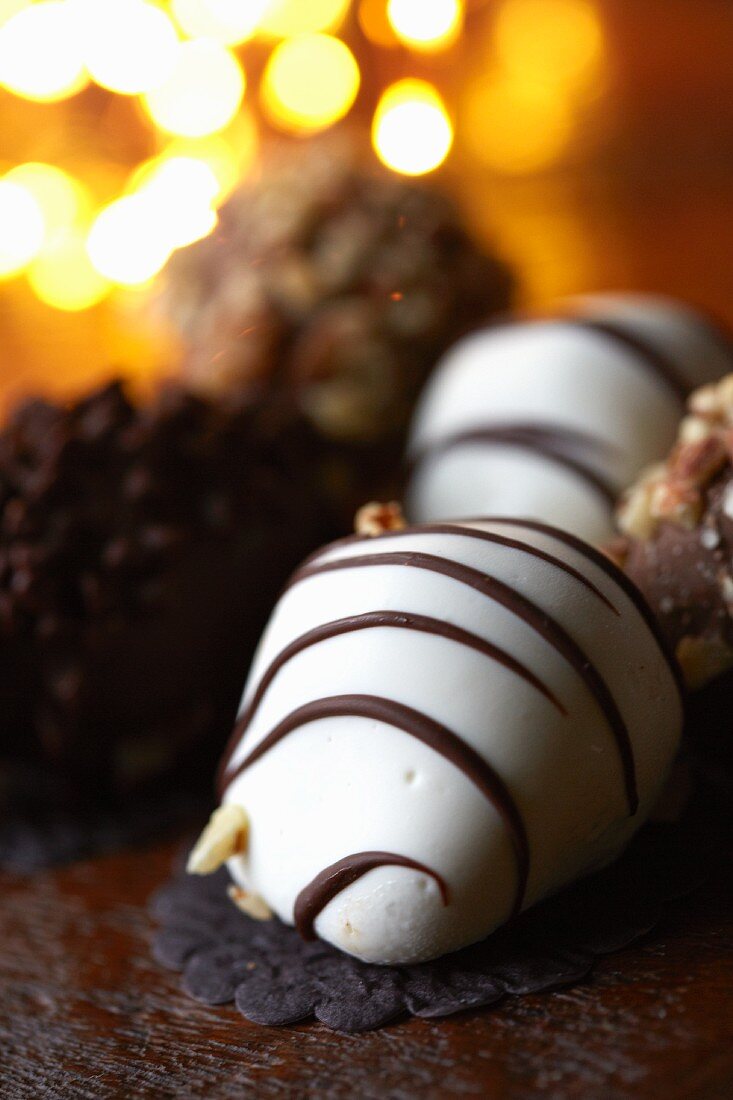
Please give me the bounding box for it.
[0,839,731,1099]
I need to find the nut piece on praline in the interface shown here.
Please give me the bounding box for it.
[354,500,407,537]
[227,885,274,922]
[187,804,249,875]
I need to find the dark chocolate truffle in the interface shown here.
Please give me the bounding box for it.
[161,135,514,449]
[617,374,733,688]
[0,380,328,808]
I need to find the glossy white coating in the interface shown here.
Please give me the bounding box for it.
[406,294,731,543]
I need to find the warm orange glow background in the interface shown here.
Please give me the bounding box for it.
[0,0,732,411]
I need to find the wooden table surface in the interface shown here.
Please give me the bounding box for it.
[0,831,731,1099]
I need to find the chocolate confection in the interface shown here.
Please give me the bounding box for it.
[0,380,328,809]
[618,373,733,690]
[406,293,733,544]
[161,135,513,464]
[189,508,682,966]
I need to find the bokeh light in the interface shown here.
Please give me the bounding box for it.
[0,0,610,319]
[259,0,351,38]
[261,34,360,133]
[463,76,573,174]
[75,0,179,96]
[143,38,245,138]
[372,79,453,176]
[5,163,89,240]
[87,196,173,286]
[0,1,87,102]
[0,1,29,23]
[0,179,45,277]
[159,112,259,204]
[28,227,111,311]
[171,0,270,46]
[134,156,219,248]
[495,0,604,94]
[387,0,462,52]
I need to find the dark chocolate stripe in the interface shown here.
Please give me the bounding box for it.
[471,516,686,701]
[294,851,449,941]
[575,317,689,402]
[409,422,617,504]
[300,522,619,614]
[279,550,639,813]
[223,694,530,917]
[216,610,567,790]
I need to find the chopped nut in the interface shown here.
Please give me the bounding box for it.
[649,481,702,530]
[227,885,273,921]
[689,381,725,420]
[668,435,727,486]
[688,373,733,424]
[186,804,249,875]
[354,500,406,537]
[616,466,665,539]
[617,487,655,540]
[677,415,714,445]
[676,634,733,690]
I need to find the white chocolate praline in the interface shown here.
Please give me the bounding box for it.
[219,519,682,966]
[406,293,731,544]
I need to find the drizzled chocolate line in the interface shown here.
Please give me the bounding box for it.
[293,851,449,941]
[575,317,689,403]
[216,609,566,792]
[300,522,619,614]
[222,693,530,917]
[409,422,617,503]
[279,549,639,814]
[472,517,685,701]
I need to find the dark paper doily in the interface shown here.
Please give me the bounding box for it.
[150,815,712,1033]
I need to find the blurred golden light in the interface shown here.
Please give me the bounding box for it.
[135,155,219,248]
[158,113,258,204]
[386,0,462,51]
[138,144,226,207]
[495,0,604,93]
[171,0,270,46]
[259,0,350,38]
[358,0,399,47]
[6,163,89,239]
[189,112,258,194]
[75,0,179,96]
[372,79,453,176]
[0,1,29,23]
[28,227,111,311]
[0,178,45,277]
[463,76,573,174]
[261,34,359,133]
[0,1,87,102]
[143,38,245,137]
[87,196,173,286]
